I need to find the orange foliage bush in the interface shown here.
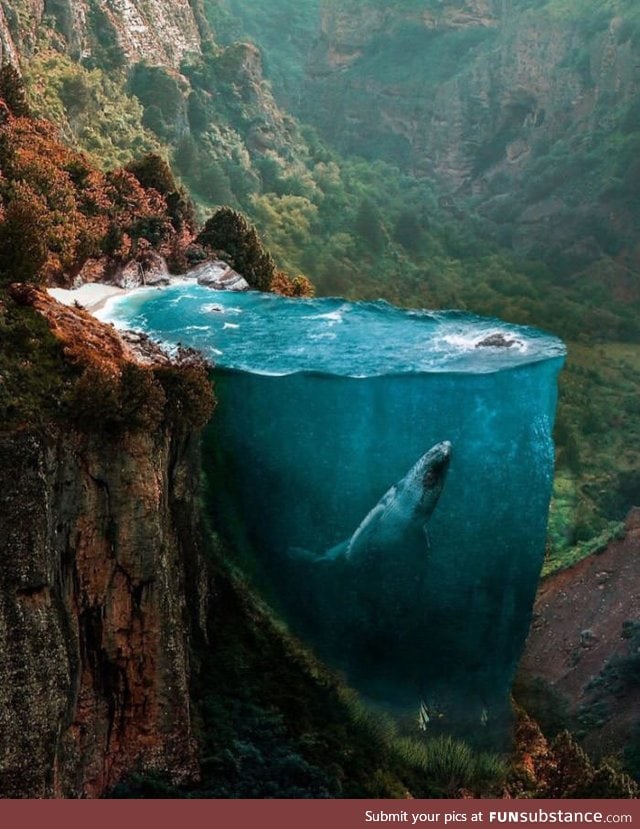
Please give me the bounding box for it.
[270,270,315,298]
[0,111,185,285]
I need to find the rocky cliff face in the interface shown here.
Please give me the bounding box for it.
[0,429,202,797]
[0,292,208,797]
[316,0,499,72]
[1,0,202,66]
[0,3,20,65]
[309,1,636,182]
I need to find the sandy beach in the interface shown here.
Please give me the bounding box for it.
[48,283,130,314]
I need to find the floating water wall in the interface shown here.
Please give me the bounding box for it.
[104,286,566,739]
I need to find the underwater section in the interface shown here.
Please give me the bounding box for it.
[104,285,566,741]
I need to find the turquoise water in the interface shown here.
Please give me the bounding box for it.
[103,283,566,740]
[102,283,565,375]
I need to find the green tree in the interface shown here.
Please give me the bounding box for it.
[126,153,196,233]
[187,89,211,133]
[129,64,184,138]
[198,160,234,204]
[197,206,276,291]
[393,209,425,252]
[354,198,385,252]
[0,182,50,283]
[0,63,30,117]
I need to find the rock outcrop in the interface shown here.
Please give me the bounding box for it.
[192,259,248,291]
[2,0,201,66]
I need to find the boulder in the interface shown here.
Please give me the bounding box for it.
[476,332,517,348]
[190,259,249,291]
[142,251,171,286]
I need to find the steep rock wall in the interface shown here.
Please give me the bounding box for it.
[308,1,636,185]
[0,4,20,65]
[0,290,211,797]
[2,0,201,66]
[519,508,640,764]
[0,425,205,797]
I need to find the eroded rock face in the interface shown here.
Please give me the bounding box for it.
[0,288,214,797]
[0,425,205,797]
[0,4,20,65]
[193,259,249,291]
[2,0,201,67]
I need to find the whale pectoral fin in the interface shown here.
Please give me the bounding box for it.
[423,523,431,549]
[289,541,350,564]
[325,540,349,561]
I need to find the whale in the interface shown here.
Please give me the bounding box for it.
[284,441,452,699]
[326,440,451,566]
[290,440,452,569]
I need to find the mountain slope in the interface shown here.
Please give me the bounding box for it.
[220,0,640,289]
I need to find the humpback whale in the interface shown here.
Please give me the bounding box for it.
[285,441,451,699]
[290,440,452,568]
[327,440,451,566]
[285,441,452,698]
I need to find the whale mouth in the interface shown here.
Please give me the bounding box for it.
[431,441,452,469]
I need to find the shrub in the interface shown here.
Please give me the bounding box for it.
[129,63,185,138]
[0,181,50,283]
[393,734,506,797]
[270,270,315,297]
[125,151,197,244]
[155,349,215,431]
[64,363,166,435]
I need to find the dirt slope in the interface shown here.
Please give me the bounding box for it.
[520,509,640,761]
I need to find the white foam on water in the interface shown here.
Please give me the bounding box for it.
[305,304,350,325]
[309,332,337,341]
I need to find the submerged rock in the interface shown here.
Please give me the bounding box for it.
[476,332,517,348]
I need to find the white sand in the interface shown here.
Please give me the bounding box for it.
[48,283,128,313]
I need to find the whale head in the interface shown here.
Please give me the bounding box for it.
[415,440,451,515]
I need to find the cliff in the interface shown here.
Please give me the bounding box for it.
[0,287,422,799]
[0,0,201,67]
[0,288,208,796]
